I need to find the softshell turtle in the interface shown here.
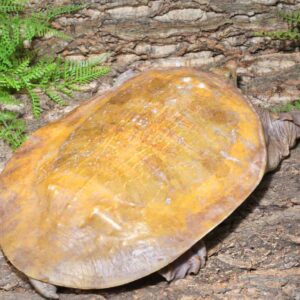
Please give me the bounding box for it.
[0,67,299,299]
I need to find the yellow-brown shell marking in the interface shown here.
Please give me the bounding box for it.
[0,68,266,289]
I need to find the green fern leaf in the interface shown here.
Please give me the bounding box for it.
[0,110,17,122]
[43,28,71,40]
[70,66,111,84]
[0,74,21,90]
[45,90,65,105]
[279,10,300,26]
[255,9,300,41]
[0,2,110,149]
[0,90,19,104]
[23,62,57,85]
[37,4,86,21]
[56,85,73,97]
[63,83,82,92]
[27,89,41,118]
[0,125,26,150]
[0,110,26,150]
[0,0,27,13]
[66,53,111,69]
[14,58,30,74]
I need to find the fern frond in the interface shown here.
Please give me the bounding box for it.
[255,9,300,41]
[37,4,86,21]
[0,110,26,150]
[278,9,300,26]
[43,27,71,40]
[69,66,111,84]
[23,62,56,82]
[0,23,18,68]
[0,0,27,13]
[65,53,111,69]
[63,83,83,92]
[27,88,41,118]
[45,90,65,105]
[256,29,300,40]
[56,85,73,97]
[34,57,60,84]
[0,90,19,104]
[20,18,68,41]
[0,74,22,90]
[0,2,110,149]
[0,110,17,122]
[14,58,30,74]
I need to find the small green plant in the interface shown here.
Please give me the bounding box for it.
[255,10,300,115]
[255,9,300,40]
[0,110,26,150]
[0,0,110,149]
[271,100,300,113]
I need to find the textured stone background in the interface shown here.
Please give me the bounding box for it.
[0,1,300,299]
[30,0,300,108]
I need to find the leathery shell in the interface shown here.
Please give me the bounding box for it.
[0,68,266,289]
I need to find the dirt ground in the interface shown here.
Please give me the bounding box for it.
[0,98,299,299]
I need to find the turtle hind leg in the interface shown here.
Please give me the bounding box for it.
[29,278,59,299]
[159,240,207,281]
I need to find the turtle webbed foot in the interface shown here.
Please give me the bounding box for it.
[159,240,207,281]
[29,278,59,299]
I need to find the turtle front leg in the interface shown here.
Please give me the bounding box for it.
[159,240,207,281]
[29,278,59,299]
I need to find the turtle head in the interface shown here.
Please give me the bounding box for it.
[257,108,300,172]
[210,60,238,87]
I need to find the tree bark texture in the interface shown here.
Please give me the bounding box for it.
[33,0,300,107]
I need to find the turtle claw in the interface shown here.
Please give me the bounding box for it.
[159,240,207,281]
[29,278,59,299]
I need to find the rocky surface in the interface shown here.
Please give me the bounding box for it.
[29,0,300,107]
